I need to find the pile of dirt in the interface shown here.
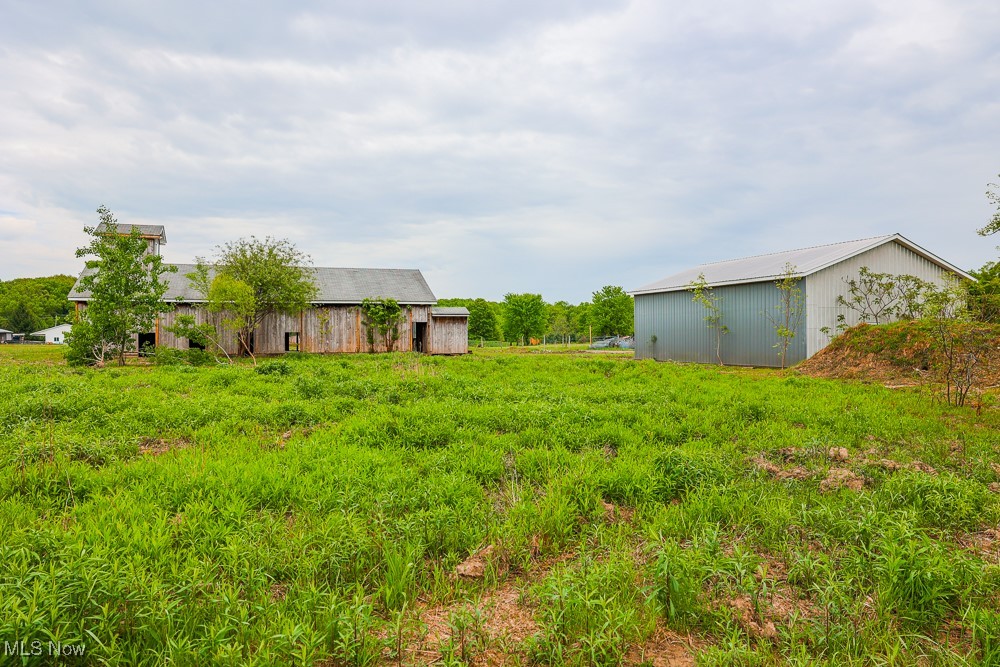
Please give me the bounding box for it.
[798,321,1000,387]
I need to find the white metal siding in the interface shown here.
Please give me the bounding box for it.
[805,241,953,356]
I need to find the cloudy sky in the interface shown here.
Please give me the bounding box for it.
[1,0,998,302]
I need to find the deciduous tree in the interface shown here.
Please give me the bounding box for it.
[764,263,803,369]
[361,297,404,352]
[502,293,547,345]
[977,173,1000,237]
[688,273,728,365]
[213,237,316,357]
[590,285,633,337]
[70,206,175,365]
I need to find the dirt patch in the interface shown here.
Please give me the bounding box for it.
[957,528,1000,564]
[404,581,538,665]
[820,468,865,492]
[828,447,850,462]
[269,582,288,602]
[602,500,635,524]
[798,321,1000,389]
[456,545,495,579]
[625,622,700,666]
[864,458,938,475]
[751,456,812,481]
[138,436,191,456]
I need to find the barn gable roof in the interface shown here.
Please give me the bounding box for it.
[631,234,972,295]
[69,264,437,305]
[95,223,167,243]
[431,307,470,317]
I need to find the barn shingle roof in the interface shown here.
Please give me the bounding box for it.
[95,223,167,243]
[69,264,437,304]
[431,307,470,317]
[631,234,972,295]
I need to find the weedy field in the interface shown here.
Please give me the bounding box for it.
[0,345,998,666]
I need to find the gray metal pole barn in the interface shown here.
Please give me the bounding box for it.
[631,234,972,368]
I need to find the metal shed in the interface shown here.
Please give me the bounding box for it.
[630,234,971,367]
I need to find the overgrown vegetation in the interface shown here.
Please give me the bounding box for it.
[2,345,998,665]
[360,297,404,353]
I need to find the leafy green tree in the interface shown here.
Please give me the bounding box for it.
[547,300,574,343]
[688,273,728,365]
[967,261,1000,322]
[360,297,404,352]
[837,267,933,324]
[0,275,76,333]
[467,298,502,341]
[977,173,1000,236]
[164,262,249,363]
[764,263,804,369]
[590,285,633,337]
[573,302,593,342]
[71,206,175,365]
[213,237,316,357]
[502,293,547,344]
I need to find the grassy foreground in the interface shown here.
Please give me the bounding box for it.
[0,346,998,666]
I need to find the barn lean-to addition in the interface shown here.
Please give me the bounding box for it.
[68,226,469,355]
[630,234,972,368]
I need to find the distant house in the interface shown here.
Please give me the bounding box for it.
[68,226,469,355]
[630,234,971,367]
[0,329,13,344]
[31,323,74,344]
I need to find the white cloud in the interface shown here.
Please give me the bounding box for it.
[0,0,997,300]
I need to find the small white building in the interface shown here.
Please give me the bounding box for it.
[0,329,13,343]
[31,323,74,344]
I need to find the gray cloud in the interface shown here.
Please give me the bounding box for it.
[1,0,998,301]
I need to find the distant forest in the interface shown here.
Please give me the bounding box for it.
[0,275,77,333]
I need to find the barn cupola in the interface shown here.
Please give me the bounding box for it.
[96,223,167,256]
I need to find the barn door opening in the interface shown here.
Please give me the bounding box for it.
[285,332,300,352]
[138,332,156,355]
[413,322,427,353]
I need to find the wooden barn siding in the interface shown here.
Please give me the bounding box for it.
[158,305,239,354]
[804,242,953,357]
[155,304,431,354]
[428,316,469,355]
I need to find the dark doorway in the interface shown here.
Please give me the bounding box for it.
[285,332,300,352]
[413,322,427,353]
[138,332,156,355]
[187,338,205,350]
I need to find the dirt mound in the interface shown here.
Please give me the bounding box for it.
[798,321,1000,387]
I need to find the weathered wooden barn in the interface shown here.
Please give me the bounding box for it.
[68,226,469,355]
[630,234,971,367]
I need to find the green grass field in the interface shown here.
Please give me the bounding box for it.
[1,346,998,666]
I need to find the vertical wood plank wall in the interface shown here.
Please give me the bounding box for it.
[428,316,469,355]
[155,304,433,354]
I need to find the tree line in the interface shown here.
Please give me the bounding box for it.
[438,285,634,345]
[0,275,77,334]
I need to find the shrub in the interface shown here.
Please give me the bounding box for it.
[256,360,292,376]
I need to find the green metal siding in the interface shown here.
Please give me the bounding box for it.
[634,281,807,367]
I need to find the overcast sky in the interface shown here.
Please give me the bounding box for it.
[1,0,998,302]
